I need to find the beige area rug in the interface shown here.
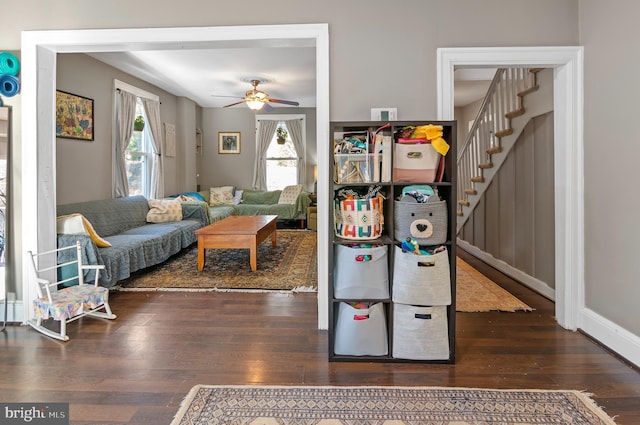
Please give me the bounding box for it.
[171,385,617,425]
[115,230,317,292]
[456,257,533,312]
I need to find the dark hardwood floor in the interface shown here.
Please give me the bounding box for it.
[1,251,639,424]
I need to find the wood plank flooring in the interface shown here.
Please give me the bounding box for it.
[1,250,639,424]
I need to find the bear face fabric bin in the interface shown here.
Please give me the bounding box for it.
[394,197,447,245]
[392,304,449,360]
[392,246,451,306]
[334,244,389,299]
[334,302,388,356]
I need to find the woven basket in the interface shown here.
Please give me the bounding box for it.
[334,196,384,240]
[394,199,447,245]
[392,246,451,306]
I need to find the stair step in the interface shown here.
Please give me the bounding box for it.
[478,162,493,169]
[505,108,525,119]
[457,210,464,217]
[458,199,470,207]
[486,146,503,155]
[518,85,539,97]
[471,176,485,183]
[464,189,477,195]
[495,128,513,139]
[529,68,543,74]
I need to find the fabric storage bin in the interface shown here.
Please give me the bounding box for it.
[334,245,389,299]
[392,304,449,360]
[394,198,448,245]
[334,302,388,356]
[393,140,441,183]
[392,246,451,305]
[334,196,384,240]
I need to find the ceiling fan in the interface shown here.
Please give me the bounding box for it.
[215,79,300,111]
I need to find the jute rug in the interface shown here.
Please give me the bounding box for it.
[115,230,317,292]
[171,385,617,425]
[456,258,533,312]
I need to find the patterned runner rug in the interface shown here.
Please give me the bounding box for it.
[115,230,317,292]
[171,385,617,425]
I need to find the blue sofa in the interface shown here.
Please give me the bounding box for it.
[57,195,208,288]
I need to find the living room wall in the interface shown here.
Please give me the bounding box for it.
[199,107,317,193]
[56,53,183,204]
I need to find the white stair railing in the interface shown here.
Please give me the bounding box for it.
[456,67,539,227]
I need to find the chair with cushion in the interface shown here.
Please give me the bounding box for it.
[27,241,116,341]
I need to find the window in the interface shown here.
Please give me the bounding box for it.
[265,123,298,191]
[125,98,153,196]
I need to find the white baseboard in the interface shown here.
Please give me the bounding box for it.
[457,239,556,300]
[0,300,25,325]
[580,308,640,368]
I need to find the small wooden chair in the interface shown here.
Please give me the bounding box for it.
[27,241,116,341]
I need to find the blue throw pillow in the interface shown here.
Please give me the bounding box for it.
[182,191,206,202]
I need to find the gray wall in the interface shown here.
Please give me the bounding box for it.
[3,1,640,347]
[460,112,556,288]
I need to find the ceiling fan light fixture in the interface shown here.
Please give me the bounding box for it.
[247,99,265,110]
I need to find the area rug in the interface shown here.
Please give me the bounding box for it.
[171,385,617,425]
[115,230,317,292]
[456,258,533,312]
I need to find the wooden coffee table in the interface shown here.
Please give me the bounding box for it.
[194,215,277,272]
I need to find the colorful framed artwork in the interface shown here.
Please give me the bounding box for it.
[218,131,241,154]
[55,90,94,141]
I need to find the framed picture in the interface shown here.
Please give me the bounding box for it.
[55,90,94,141]
[218,131,241,154]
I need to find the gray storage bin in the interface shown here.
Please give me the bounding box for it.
[334,245,389,299]
[392,304,449,360]
[334,302,388,356]
[394,198,447,245]
[392,246,451,305]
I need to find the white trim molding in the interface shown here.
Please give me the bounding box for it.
[581,308,640,368]
[437,46,584,331]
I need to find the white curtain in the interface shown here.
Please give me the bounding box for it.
[285,119,305,185]
[142,98,164,199]
[113,90,137,198]
[252,120,279,190]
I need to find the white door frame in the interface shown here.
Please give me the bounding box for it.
[20,24,331,329]
[437,46,584,330]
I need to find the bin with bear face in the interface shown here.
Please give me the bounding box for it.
[394,198,448,245]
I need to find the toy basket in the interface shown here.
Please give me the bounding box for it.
[394,198,448,245]
[392,304,449,360]
[334,302,388,356]
[334,196,384,240]
[334,244,389,299]
[392,246,451,306]
[393,139,441,183]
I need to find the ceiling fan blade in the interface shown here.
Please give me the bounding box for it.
[211,95,245,99]
[263,102,275,112]
[223,100,248,108]
[267,98,300,106]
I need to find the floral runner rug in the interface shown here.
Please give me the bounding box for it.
[171,385,617,425]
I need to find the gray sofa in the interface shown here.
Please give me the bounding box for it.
[57,195,208,288]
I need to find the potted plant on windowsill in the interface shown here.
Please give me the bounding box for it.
[134,115,145,132]
[276,127,288,145]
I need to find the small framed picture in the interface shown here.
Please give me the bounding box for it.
[55,90,95,141]
[218,132,241,154]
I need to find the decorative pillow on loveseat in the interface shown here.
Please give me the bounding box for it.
[278,184,303,204]
[56,213,112,247]
[146,199,183,223]
[209,186,235,206]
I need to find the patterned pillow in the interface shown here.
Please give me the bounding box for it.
[210,186,235,206]
[278,184,303,204]
[146,199,183,223]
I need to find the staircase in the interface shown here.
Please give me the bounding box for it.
[456,67,545,233]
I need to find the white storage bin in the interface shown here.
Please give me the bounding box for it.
[394,198,448,245]
[392,304,449,360]
[393,141,441,183]
[392,246,451,306]
[334,245,389,299]
[334,302,388,356]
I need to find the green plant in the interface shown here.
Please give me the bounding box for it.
[134,115,145,131]
[276,127,288,144]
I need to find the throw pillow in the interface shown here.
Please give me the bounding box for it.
[278,184,303,204]
[146,199,183,223]
[233,189,244,205]
[56,213,112,248]
[209,186,235,206]
[182,191,206,202]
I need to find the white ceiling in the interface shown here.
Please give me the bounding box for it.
[89,47,493,109]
